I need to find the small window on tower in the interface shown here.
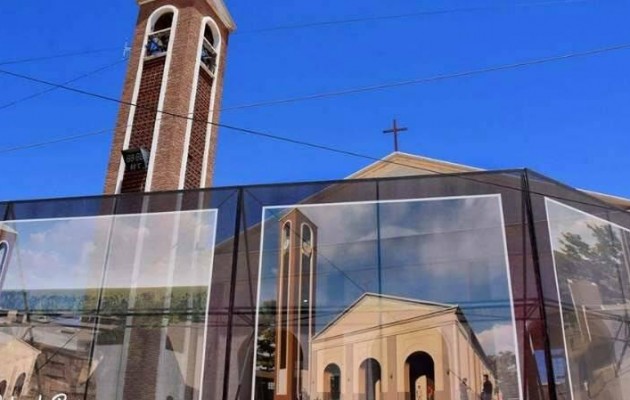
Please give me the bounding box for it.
[200,24,218,75]
[146,11,174,57]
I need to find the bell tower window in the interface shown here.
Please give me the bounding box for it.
[200,25,218,75]
[146,12,174,57]
[279,221,292,370]
[298,224,313,372]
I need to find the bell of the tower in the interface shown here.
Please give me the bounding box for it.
[104,0,235,194]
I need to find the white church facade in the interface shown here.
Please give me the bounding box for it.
[309,293,494,400]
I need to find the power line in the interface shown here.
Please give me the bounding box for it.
[221,41,630,111]
[0,58,128,111]
[0,117,624,212]
[3,18,624,116]
[0,117,160,155]
[0,128,113,155]
[0,0,604,77]
[0,46,627,212]
[0,0,590,70]
[0,47,120,67]
[255,1,595,35]
[237,0,593,35]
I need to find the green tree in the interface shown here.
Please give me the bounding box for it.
[256,300,277,372]
[556,223,628,304]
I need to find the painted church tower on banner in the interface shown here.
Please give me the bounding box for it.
[275,210,318,400]
[104,0,235,194]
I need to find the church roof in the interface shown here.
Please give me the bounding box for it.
[347,152,479,180]
[312,293,458,341]
[350,152,630,210]
[0,332,41,360]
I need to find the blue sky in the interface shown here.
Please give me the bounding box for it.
[1,0,630,201]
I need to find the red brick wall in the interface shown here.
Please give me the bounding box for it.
[202,34,228,189]
[120,57,166,193]
[121,323,163,400]
[184,68,214,189]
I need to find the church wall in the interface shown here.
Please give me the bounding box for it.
[386,335,398,400]
[310,313,475,400]
[148,3,199,192]
[201,12,229,189]
[351,338,390,395]
[6,171,624,399]
[120,56,166,192]
[441,329,456,399]
[345,341,355,400]
[184,68,213,189]
[456,326,475,394]
[311,344,346,394]
[309,300,500,400]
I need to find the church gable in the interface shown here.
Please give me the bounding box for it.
[347,152,479,180]
[313,293,456,340]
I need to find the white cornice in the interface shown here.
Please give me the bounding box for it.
[137,0,236,31]
[211,0,236,31]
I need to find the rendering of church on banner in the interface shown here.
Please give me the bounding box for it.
[0,210,218,400]
[252,195,522,400]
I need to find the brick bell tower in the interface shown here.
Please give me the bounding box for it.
[104,0,235,194]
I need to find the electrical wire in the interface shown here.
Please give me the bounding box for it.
[0,45,628,212]
[0,0,589,71]
[0,57,128,111]
[0,43,630,118]
[0,47,120,67]
[236,0,594,35]
[221,41,630,111]
[0,118,159,155]
[3,41,630,141]
[0,128,114,155]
